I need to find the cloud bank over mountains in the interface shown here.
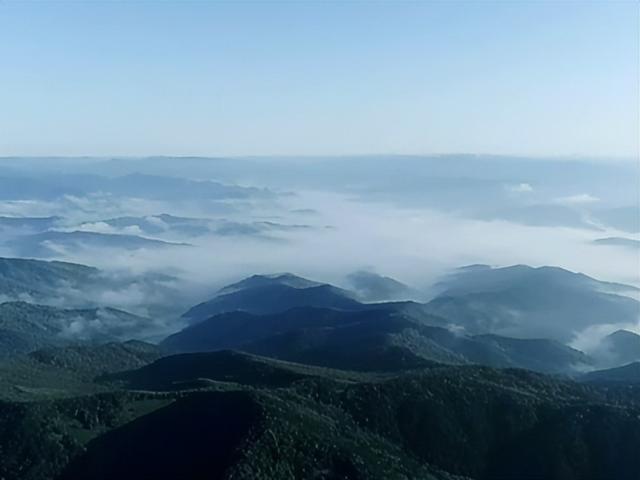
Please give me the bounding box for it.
[0,155,637,345]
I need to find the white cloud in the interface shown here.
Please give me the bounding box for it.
[553,193,600,205]
[506,183,533,193]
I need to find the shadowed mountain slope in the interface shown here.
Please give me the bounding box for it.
[424,265,640,342]
[164,307,592,374]
[56,352,640,480]
[182,274,362,323]
[581,362,640,384]
[0,301,153,356]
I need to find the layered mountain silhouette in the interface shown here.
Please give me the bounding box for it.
[0,215,62,234]
[6,230,189,258]
[424,264,640,342]
[0,172,273,202]
[581,361,640,384]
[181,273,362,323]
[593,237,640,250]
[165,306,592,374]
[0,256,188,320]
[172,268,638,372]
[1,263,639,480]
[81,214,313,240]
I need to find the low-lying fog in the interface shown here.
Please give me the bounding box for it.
[0,156,638,339]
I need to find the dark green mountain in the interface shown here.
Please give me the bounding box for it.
[252,323,593,374]
[582,362,640,384]
[30,340,163,379]
[1,263,638,479]
[0,301,153,356]
[0,341,163,401]
[58,389,457,480]
[425,265,640,342]
[1,348,639,480]
[102,350,364,391]
[35,352,640,480]
[164,307,591,374]
[0,391,175,480]
[182,274,361,323]
[167,308,395,354]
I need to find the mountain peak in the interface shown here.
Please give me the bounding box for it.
[607,329,640,340]
[217,273,323,296]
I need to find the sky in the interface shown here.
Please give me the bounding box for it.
[0,0,638,158]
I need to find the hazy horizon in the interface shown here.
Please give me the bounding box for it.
[1,3,640,477]
[1,1,638,157]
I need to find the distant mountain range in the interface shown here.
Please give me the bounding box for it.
[5,230,190,258]
[79,214,314,240]
[593,237,640,250]
[0,215,63,233]
[0,256,99,301]
[0,172,274,202]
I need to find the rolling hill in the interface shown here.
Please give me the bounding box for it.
[0,301,153,356]
[8,351,632,480]
[0,340,163,402]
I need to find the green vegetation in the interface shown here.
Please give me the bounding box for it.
[165,307,592,374]
[0,350,638,480]
[581,362,640,384]
[0,301,154,357]
[1,267,638,479]
[0,341,162,402]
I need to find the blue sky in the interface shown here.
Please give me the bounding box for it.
[0,1,638,157]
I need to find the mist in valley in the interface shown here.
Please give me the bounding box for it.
[0,155,638,346]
